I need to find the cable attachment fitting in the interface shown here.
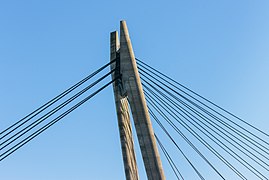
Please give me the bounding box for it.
[114,52,127,97]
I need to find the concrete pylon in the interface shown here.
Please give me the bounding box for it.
[110,21,165,180]
[110,31,139,180]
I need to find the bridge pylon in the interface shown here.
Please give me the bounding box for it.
[110,21,165,180]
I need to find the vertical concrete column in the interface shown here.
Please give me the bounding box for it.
[110,31,139,180]
[120,21,165,180]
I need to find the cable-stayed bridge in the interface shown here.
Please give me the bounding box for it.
[1,21,269,180]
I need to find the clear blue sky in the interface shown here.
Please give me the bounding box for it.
[0,0,269,179]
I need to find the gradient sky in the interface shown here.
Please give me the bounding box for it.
[0,1,269,179]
